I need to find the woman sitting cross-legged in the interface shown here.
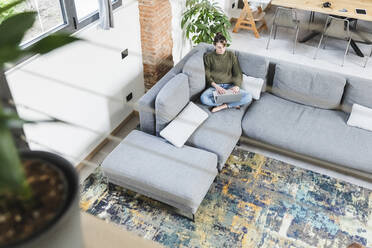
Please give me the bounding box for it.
[200,33,252,113]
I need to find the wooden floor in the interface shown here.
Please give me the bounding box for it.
[78,114,139,184]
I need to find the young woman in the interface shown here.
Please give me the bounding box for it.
[201,33,252,113]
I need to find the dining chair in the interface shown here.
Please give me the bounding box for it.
[313,15,352,67]
[266,7,300,54]
[233,0,268,38]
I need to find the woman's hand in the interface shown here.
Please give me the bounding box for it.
[216,86,226,94]
[231,86,240,94]
[212,82,226,94]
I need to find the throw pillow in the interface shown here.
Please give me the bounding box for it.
[347,103,372,132]
[155,73,190,134]
[341,77,372,112]
[241,74,264,100]
[272,63,346,109]
[160,102,209,148]
[235,51,268,91]
[182,50,206,99]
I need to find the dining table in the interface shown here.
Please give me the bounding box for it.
[270,0,372,57]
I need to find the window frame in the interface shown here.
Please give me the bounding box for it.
[12,0,122,66]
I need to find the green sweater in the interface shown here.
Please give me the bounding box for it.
[204,50,242,87]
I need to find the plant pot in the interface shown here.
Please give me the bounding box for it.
[1,151,83,248]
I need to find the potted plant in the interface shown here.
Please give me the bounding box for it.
[181,0,232,45]
[0,1,82,247]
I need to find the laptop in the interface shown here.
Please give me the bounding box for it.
[213,89,243,104]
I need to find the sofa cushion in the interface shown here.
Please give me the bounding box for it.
[235,51,268,90]
[242,93,372,173]
[347,103,372,132]
[182,50,206,100]
[341,77,372,112]
[160,102,209,148]
[242,74,264,100]
[155,73,189,134]
[186,103,249,171]
[272,64,346,109]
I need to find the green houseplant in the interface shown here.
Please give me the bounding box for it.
[0,1,82,246]
[181,0,232,45]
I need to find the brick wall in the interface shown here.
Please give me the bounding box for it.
[138,0,174,90]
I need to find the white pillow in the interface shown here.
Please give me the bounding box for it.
[347,103,372,132]
[241,74,264,100]
[160,102,208,147]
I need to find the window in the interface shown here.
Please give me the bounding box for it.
[12,0,66,45]
[1,0,122,48]
[67,0,121,31]
[74,0,100,21]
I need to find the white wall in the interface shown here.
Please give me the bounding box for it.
[5,0,144,166]
[170,0,188,64]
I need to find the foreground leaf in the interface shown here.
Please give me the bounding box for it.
[0,0,24,15]
[26,34,80,54]
[0,104,31,198]
[0,46,26,66]
[0,11,36,47]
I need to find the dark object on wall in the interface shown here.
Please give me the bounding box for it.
[121,48,128,59]
[126,92,133,102]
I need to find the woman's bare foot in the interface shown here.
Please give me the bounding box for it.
[211,104,228,113]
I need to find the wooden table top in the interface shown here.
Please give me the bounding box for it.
[271,0,372,22]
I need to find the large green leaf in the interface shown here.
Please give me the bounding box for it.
[26,33,80,54]
[0,104,31,197]
[0,0,24,15]
[0,11,36,47]
[182,0,231,45]
[0,45,25,66]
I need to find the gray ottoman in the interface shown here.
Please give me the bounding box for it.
[101,130,218,219]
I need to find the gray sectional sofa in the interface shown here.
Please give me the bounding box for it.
[102,43,372,220]
[137,43,372,175]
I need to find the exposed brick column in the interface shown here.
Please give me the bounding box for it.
[138,0,174,90]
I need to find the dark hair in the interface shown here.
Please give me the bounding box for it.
[213,32,227,46]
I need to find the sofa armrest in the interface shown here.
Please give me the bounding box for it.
[136,43,212,135]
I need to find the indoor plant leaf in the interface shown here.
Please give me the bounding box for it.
[0,11,36,47]
[0,0,80,200]
[0,0,24,15]
[26,33,80,54]
[181,0,231,45]
[0,46,25,65]
[0,103,31,197]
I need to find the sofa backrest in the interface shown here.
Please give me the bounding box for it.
[182,50,207,100]
[155,73,190,134]
[137,43,372,135]
[266,59,372,113]
[271,63,346,109]
[235,51,269,90]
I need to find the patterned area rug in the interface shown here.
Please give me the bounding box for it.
[80,148,372,248]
